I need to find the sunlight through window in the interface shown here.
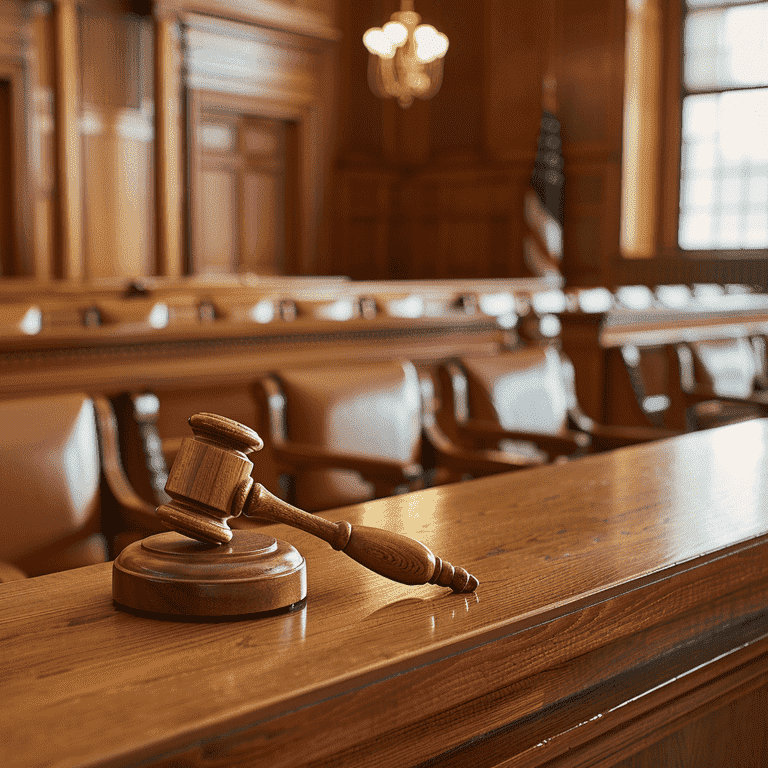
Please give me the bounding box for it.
[679,1,768,250]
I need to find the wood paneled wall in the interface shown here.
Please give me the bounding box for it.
[332,0,627,286]
[2,1,763,288]
[13,0,747,288]
[79,2,155,280]
[0,0,339,282]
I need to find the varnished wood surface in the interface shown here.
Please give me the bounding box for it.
[0,315,503,400]
[3,422,768,768]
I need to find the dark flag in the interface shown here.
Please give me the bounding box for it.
[524,111,564,280]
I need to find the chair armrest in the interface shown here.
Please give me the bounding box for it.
[684,389,768,412]
[586,423,680,452]
[421,414,544,475]
[741,391,768,408]
[458,419,590,457]
[270,442,422,485]
[93,397,166,536]
[434,439,545,476]
[0,561,27,582]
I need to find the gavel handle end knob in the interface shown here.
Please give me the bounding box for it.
[430,557,479,593]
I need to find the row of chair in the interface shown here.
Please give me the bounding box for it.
[622,334,768,432]
[1,343,677,582]
[110,346,673,544]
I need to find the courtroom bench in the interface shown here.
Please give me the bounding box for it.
[0,275,565,402]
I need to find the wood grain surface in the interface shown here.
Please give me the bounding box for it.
[3,421,768,768]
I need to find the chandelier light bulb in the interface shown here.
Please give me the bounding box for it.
[382,21,408,47]
[363,28,396,59]
[413,25,449,63]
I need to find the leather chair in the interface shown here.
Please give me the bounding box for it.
[255,359,542,512]
[111,384,283,518]
[437,346,673,462]
[620,343,684,430]
[675,337,768,430]
[0,393,158,582]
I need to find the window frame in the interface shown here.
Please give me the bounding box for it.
[624,0,768,262]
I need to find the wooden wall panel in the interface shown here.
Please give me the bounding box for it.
[0,0,340,284]
[198,168,236,272]
[154,9,183,277]
[30,4,55,280]
[0,0,638,285]
[0,0,37,277]
[337,0,382,158]
[332,0,588,283]
[557,0,626,287]
[0,78,12,275]
[243,173,281,274]
[563,160,623,285]
[53,0,84,279]
[424,0,483,159]
[78,3,155,280]
[193,111,287,275]
[332,168,395,279]
[396,168,529,280]
[485,0,551,161]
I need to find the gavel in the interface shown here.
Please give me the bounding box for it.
[154,413,478,594]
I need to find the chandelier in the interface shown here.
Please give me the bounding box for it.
[362,1,449,108]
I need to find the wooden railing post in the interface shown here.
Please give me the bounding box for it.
[52,0,82,280]
[154,2,183,277]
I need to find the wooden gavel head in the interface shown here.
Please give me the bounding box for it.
[156,413,263,544]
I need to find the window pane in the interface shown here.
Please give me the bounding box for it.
[718,89,768,163]
[679,212,714,248]
[748,176,768,205]
[681,176,714,207]
[682,94,717,138]
[745,213,768,246]
[687,0,765,8]
[679,90,768,249]
[684,5,768,90]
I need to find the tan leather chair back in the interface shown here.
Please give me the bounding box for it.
[276,360,422,510]
[0,393,107,577]
[688,338,761,398]
[461,347,569,434]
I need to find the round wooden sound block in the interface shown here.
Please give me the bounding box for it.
[112,530,307,618]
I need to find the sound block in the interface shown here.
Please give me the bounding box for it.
[113,530,306,618]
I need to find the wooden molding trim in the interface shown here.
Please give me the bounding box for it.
[154,13,183,277]
[165,0,340,42]
[52,0,83,279]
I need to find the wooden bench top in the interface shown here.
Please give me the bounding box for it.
[3,421,768,768]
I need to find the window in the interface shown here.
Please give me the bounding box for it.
[678,0,768,250]
[620,0,768,261]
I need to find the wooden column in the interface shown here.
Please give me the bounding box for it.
[154,4,183,277]
[52,0,83,280]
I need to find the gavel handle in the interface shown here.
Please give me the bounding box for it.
[244,484,478,594]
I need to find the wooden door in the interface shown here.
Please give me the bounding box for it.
[0,80,13,276]
[194,109,292,276]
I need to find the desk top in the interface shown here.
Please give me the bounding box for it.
[3,421,768,768]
